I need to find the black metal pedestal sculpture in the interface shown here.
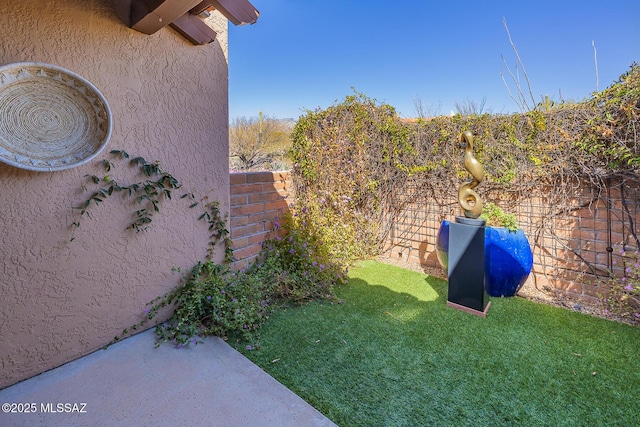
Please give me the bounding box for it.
[446,217,491,316]
[446,131,490,316]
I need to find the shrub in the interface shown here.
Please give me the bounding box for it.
[251,208,347,302]
[480,202,519,232]
[288,65,640,269]
[290,92,413,261]
[146,262,274,347]
[115,203,347,349]
[600,246,640,324]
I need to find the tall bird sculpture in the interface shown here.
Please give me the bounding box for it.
[458,131,484,218]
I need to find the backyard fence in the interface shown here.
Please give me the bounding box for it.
[229,171,640,304]
[384,173,640,303]
[229,171,293,270]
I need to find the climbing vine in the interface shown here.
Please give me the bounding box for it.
[290,64,640,321]
[71,149,235,267]
[77,150,345,348]
[72,150,183,233]
[199,200,234,263]
[292,63,639,239]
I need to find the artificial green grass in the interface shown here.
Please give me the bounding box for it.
[237,260,640,426]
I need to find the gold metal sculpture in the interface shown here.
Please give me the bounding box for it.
[458,131,484,218]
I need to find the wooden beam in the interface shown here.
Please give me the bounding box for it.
[128,0,259,45]
[169,14,217,45]
[130,0,203,34]
[190,1,215,16]
[210,0,259,26]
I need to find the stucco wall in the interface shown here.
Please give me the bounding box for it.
[0,0,230,388]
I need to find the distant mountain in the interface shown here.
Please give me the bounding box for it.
[275,118,297,129]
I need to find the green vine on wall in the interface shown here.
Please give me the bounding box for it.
[72,150,183,233]
[289,64,640,295]
[69,149,343,347]
[291,63,640,320]
[70,149,234,263]
[70,150,249,347]
[108,200,237,348]
[199,200,234,263]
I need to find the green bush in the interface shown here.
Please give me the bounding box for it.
[290,92,412,261]
[116,203,347,349]
[480,202,519,232]
[147,262,274,347]
[289,65,640,259]
[251,208,347,302]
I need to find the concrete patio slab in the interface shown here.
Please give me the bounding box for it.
[0,329,336,427]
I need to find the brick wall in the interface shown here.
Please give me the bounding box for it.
[229,171,293,270]
[229,172,640,304]
[384,175,640,303]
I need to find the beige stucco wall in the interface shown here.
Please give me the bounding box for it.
[0,0,230,388]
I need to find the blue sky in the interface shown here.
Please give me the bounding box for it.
[228,0,639,120]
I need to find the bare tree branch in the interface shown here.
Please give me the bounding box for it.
[502,17,537,111]
[592,40,599,92]
[412,96,441,118]
[454,96,488,116]
[501,55,529,112]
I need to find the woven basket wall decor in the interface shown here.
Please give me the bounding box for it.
[0,62,112,172]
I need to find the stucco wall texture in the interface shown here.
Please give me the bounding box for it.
[0,0,230,388]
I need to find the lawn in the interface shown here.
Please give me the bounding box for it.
[237,260,640,427]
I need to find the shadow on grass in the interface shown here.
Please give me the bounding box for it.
[239,260,640,427]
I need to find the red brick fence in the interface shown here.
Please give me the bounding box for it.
[382,175,640,303]
[229,172,293,270]
[229,171,640,303]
